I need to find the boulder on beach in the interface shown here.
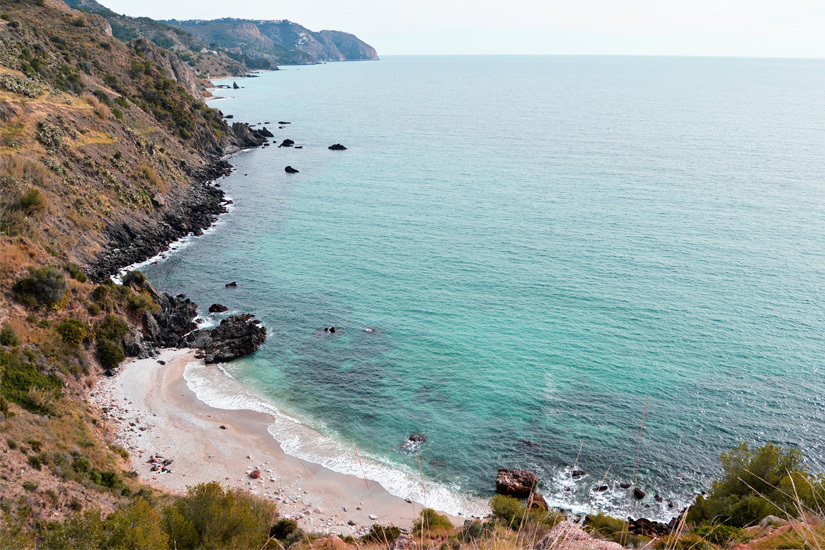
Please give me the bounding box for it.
[209,304,229,313]
[179,314,267,363]
[285,166,299,174]
[495,468,538,498]
[328,143,347,150]
[249,469,261,479]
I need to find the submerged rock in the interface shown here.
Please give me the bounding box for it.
[179,314,267,363]
[495,468,538,498]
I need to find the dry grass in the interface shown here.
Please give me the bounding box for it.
[80,93,111,121]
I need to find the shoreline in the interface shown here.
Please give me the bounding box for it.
[90,349,467,533]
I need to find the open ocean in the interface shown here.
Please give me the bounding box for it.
[139,55,825,519]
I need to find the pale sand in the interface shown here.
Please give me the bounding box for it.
[89,348,466,535]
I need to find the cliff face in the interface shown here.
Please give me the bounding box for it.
[130,37,204,99]
[164,18,379,65]
[62,0,258,76]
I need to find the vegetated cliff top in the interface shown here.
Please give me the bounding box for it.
[61,0,261,76]
[162,18,379,65]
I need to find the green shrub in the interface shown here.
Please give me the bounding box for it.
[163,482,275,550]
[91,284,110,302]
[106,499,169,550]
[460,521,494,542]
[22,481,37,492]
[95,315,128,341]
[490,494,526,528]
[121,270,145,287]
[42,509,107,550]
[18,188,45,215]
[0,325,19,346]
[0,350,63,414]
[693,524,743,545]
[414,508,453,533]
[96,338,124,370]
[362,524,401,544]
[270,518,297,540]
[127,290,158,314]
[63,263,87,283]
[87,303,100,316]
[687,442,816,527]
[12,265,67,307]
[57,319,87,345]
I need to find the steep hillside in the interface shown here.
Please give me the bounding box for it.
[62,0,265,76]
[164,18,379,65]
[0,0,275,535]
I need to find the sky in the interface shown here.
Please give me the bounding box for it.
[101,0,825,58]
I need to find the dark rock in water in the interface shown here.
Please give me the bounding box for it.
[280,139,295,147]
[157,360,166,365]
[265,122,270,124]
[259,126,274,138]
[179,314,267,364]
[279,126,284,129]
[633,487,646,500]
[667,499,675,508]
[232,82,239,89]
[278,121,291,125]
[571,470,586,479]
[209,303,229,313]
[328,143,347,150]
[225,282,238,288]
[620,482,631,489]
[654,494,663,503]
[294,146,303,149]
[495,468,538,498]
[176,294,187,299]
[285,166,299,174]
[220,425,227,430]
[529,494,549,511]
[627,516,677,537]
[329,326,336,333]
[224,114,233,119]
[594,485,608,492]
[401,433,427,452]
[429,458,447,468]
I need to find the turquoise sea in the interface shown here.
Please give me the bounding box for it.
[140,56,825,519]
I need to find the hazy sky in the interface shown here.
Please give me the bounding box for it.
[102,0,825,58]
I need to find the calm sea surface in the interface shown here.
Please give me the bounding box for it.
[141,56,825,518]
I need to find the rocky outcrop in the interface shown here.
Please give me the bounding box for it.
[228,122,268,150]
[130,38,204,99]
[626,516,679,538]
[535,522,623,550]
[179,314,267,363]
[496,468,538,498]
[208,303,229,313]
[319,30,379,61]
[529,493,549,511]
[122,283,198,357]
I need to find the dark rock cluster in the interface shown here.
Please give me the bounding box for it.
[180,314,267,364]
[495,468,539,499]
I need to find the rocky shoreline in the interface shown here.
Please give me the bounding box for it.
[87,122,271,283]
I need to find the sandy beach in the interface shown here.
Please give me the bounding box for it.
[89,348,467,535]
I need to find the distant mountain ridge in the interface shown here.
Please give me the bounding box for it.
[162,18,379,65]
[61,0,378,76]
